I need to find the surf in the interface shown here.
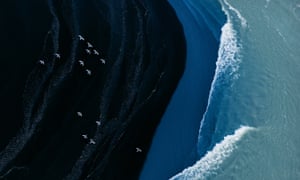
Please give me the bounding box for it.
[196,0,245,158]
[170,126,255,180]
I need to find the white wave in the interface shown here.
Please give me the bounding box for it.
[215,22,241,79]
[223,0,247,28]
[197,3,242,154]
[170,126,255,180]
[205,0,242,102]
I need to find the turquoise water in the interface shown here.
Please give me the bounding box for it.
[142,0,300,179]
[173,0,300,179]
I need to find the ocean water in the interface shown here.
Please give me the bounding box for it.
[142,0,300,179]
[140,0,224,179]
[1,0,300,179]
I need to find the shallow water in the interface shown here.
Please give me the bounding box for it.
[169,0,300,179]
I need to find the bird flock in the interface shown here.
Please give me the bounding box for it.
[37,34,107,145]
[77,109,142,152]
[76,35,105,145]
[78,34,106,76]
[38,34,106,77]
[37,34,141,152]
[76,111,102,145]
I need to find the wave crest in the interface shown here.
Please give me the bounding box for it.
[170,126,255,180]
[196,2,243,156]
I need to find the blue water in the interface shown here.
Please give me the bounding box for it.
[141,0,300,179]
[140,0,225,179]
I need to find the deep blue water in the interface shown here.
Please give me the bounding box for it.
[140,0,225,179]
[143,0,300,179]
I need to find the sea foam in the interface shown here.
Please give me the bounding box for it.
[223,0,247,28]
[197,0,243,156]
[170,126,255,180]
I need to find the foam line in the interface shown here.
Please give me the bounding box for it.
[223,0,247,27]
[170,126,255,180]
[197,13,242,156]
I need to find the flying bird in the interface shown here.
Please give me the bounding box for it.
[100,58,106,64]
[86,69,92,76]
[136,147,142,153]
[85,49,91,55]
[87,42,93,48]
[78,60,84,66]
[39,60,45,65]
[93,49,99,55]
[89,139,96,145]
[77,111,83,117]
[54,53,60,59]
[82,134,88,139]
[78,35,85,41]
[96,121,101,126]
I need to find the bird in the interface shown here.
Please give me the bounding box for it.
[77,111,83,117]
[95,121,101,126]
[82,134,88,139]
[93,49,99,55]
[136,147,142,153]
[89,139,96,144]
[85,49,91,55]
[87,42,93,48]
[78,35,85,41]
[86,69,92,76]
[100,58,106,64]
[78,60,84,66]
[39,60,45,65]
[54,53,61,59]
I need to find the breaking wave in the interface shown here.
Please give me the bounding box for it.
[170,126,255,180]
[196,0,245,157]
